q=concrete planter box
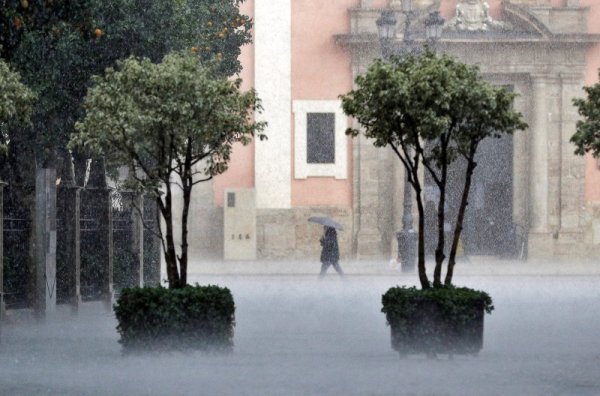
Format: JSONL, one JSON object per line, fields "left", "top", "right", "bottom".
{"left": 382, "top": 287, "right": 492, "bottom": 357}
{"left": 114, "top": 286, "right": 235, "bottom": 354}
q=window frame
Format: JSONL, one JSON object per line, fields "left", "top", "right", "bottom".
{"left": 292, "top": 100, "right": 348, "bottom": 179}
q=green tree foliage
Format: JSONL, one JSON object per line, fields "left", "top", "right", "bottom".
{"left": 0, "top": 0, "right": 94, "bottom": 61}
{"left": 0, "top": 59, "right": 34, "bottom": 154}
{"left": 72, "top": 53, "right": 266, "bottom": 289}
{"left": 341, "top": 50, "right": 526, "bottom": 289}
{"left": 571, "top": 72, "right": 600, "bottom": 158}
{"left": 1, "top": 0, "right": 252, "bottom": 178}
{"left": 1, "top": 0, "right": 94, "bottom": 176}
{"left": 90, "top": 0, "right": 252, "bottom": 76}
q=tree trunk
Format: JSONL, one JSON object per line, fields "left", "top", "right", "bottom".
{"left": 179, "top": 180, "right": 191, "bottom": 288}
{"left": 160, "top": 183, "right": 181, "bottom": 289}
{"left": 412, "top": 168, "right": 430, "bottom": 290}
{"left": 445, "top": 145, "right": 477, "bottom": 286}
{"left": 433, "top": 147, "right": 448, "bottom": 288}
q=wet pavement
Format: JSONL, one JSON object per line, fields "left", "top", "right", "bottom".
{"left": 1, "top": 260, "right": 600, "bottom": 395}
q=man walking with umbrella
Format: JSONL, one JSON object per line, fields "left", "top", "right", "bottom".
{"left": 308, "top": 216, "right": 344, "bottom": 277}
{"left": 319, "top": 226, "right": 343, "bottom": 276}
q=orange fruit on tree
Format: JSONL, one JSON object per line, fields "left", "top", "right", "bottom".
{"left": 95, "top": 28, "right": 103, "bottom": 38}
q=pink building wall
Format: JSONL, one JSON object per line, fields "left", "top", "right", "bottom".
{"left": 290, "top": 0, "right": 356, "bottom": 208}
{"left": 215, "top": 0, "right": 357, "bottom": 209}
{"left": 216, "top": 0, "right": 600, "bottom": 207}
{"left": 213, "top": 0, "right": 256, "bottom": 207}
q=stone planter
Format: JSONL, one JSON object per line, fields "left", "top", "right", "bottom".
{"left": 382, "top": 287, "right": 492, "bottom": 358}
{"left": 114, "top": 285, "right": 235, "bottom": 354}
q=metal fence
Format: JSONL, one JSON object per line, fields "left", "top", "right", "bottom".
{"left": 3, "top": 186, "right": 33, "bottom": 309}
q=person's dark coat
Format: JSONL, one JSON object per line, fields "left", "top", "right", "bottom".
{"left": 320, "top": 227, "right": 339, "bottom": 264}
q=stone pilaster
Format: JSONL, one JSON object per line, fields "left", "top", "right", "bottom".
{"left": 354, "top": 133, "right": 384, "bottom": 258}
{"left": 559, "top": 73, "right": 585, "bottom": 232}
{"left": 529, "top": 75, "right": 549, "bottom": 233}
{"left": 547, "top": 75, "right": 562, "bottom": 233}
{"left": 512, "top": 81, "right": 531, "bottom": 231}
{"left": 528, "top": 75, "right": 552, "bottom": 256}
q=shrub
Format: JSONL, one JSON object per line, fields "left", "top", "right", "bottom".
{"left": 382, "top": 286, "right": 494, "bottom": 355}
{"left": 114, "top": 285, "right": 235, "bottom": 353}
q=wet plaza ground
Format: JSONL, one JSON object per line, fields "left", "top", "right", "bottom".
{"left": 1, "top": 260, "right": 600, "bottom": 395}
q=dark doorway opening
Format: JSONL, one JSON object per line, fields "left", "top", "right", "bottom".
{"left": 423, "top": 132, "right": 516, "bottom": 257}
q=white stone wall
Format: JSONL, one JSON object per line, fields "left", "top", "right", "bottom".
{"left": 254, "top": 0, "right": 292, "bottom": 210}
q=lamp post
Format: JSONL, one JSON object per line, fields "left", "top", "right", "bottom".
{"left": 376, "top": 2, "right": 444, "bottom": 272}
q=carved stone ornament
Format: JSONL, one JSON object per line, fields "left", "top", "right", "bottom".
{"left": 446, "top": 0, "right": 505, "bottom": 31}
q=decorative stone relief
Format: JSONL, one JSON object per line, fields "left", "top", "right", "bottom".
{"left": 446, "top": 0, "right": 505, "bottom": 31}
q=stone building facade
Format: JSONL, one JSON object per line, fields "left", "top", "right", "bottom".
{"left": 181, "top": 0, "right": 600, "bottom": 262}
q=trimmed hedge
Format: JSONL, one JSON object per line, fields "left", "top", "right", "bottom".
{"left": 114, "top": 285, "right": 235, "bottom": 353}
{"left": 382, "top": 286, "right": 494, "bottom": 356}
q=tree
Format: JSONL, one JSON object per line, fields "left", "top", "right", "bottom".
{"left": 341, "top": 50, "right": 526, "bottom": 289}
{"left": 0, "top": 59, "right": 34, "bottom": 154}
{"left": 1, "top": 0, "right": 253, "bottom": 181}
{"left": 1, "top": 0, "right": 95, "bottom": 178}
{"left": 571, "top": 72, "right": 600, "bottom": 158}
{"left": 71, "top": 53, "right": 266, "bottom": 289}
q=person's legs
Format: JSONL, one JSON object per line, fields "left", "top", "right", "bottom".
{"left": 332, "top": 261, "right": 344, "bottom": 276}
{"left": 320, "top": 261, "right": 330, "bottom": 277}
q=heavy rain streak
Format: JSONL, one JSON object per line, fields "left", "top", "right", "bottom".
{"left": 1, "top": 0, "right": 600, "bottom": 395}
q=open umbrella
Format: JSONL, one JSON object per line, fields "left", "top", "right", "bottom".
{"left": 308, "top": 216, "right": 344, "bottom": 230}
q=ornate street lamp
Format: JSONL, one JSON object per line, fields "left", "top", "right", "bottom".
{"left": 376, "top": 2, "right": 444, "bottom": 272}
{"left": 425, "top": 11, "right": 445, "bottom": 49}
{"left": 376, "top": 9, "right": 397, "bottom": 59}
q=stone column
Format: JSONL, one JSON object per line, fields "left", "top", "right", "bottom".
{"left": 57, "top": 184, "right": 81, "bottom": 311}
{"left": 529, "top": 75, "right": 549, "bottom": 233}
{"left": 559, "top": 73, "right": 585, "bottom": 242}
{"left": 35, "top": 168, "right": 57, "bottom": 318}
{"left": 547, "top": 75, "right": 562, "bottom": 233}
{"left": 354, "top": 133, "right": 385, "bottom": 258}
{"left": 512, "top": 82, "right": 530, "bottom": 230}
{"left": 528, "top": 76, "right": 553, "bottom": 256}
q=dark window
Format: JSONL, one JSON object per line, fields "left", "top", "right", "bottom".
{"left": 227, "top": 192, "right": 235, "bottom": 208}
{"left": 307, "top": 113, "right": 335, "bottom": 164}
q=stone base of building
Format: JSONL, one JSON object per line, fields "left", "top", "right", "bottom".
{"left": 527, "top": 229, "right": 588, "bottom": 259}
{"left": 181, "top": 205, "right": 600, "bottom": 262}
{"left": 355, "top": 231, "right": 385, "bottom": 260}
{"left": 256, "top": 207, "right": 352, "bottom": 260}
